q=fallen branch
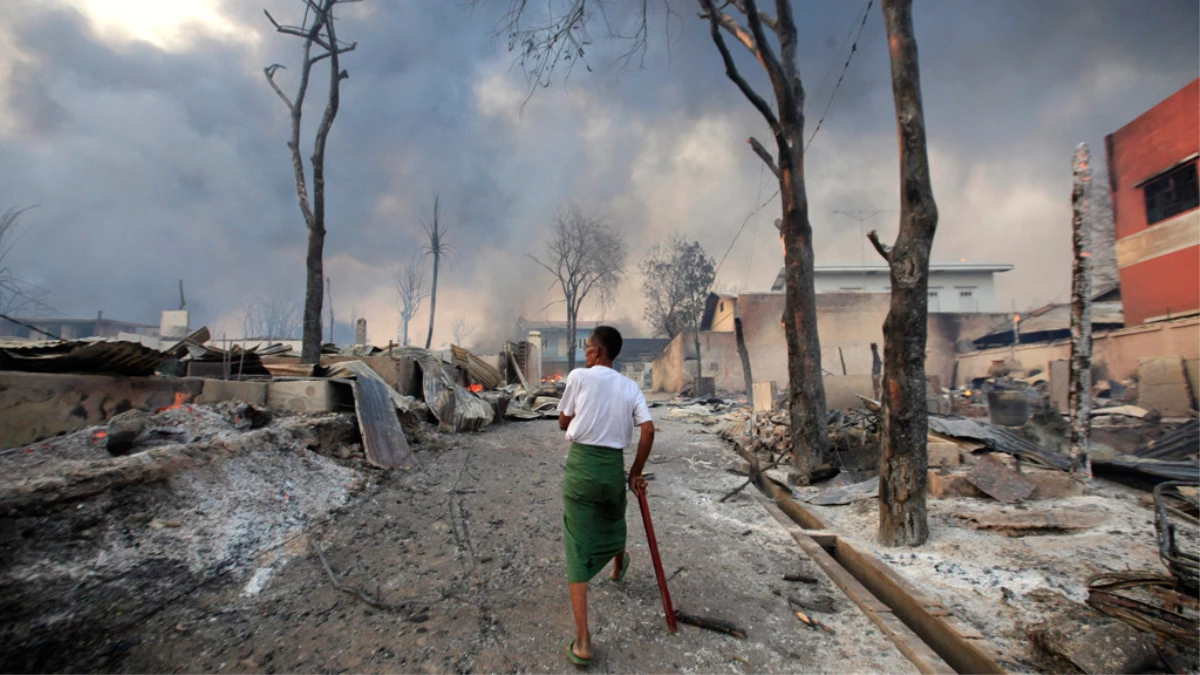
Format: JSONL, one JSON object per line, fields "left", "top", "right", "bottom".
{"left": 674, "top": 610, "right": 748, "bottom": 639}
{"left": 313, "top": 542, "right": 412, "bottom": 613}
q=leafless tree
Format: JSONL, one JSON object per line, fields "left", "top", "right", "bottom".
{"left": 532, "top": 205, "right": 627, "bottom": 372}
{"left": 451, "top": 315, "right": 475, "bottom": 346}
{"left": 393, "top": 254, "right": 427, "bottom": 347}
{"left": 480, "top": 0, "right": 834, "bottom": 480}
{"left": 242, "top": 298, "right": 303, "bottom": 341}
{"left": 263, "top": 0, "right": 357, "bottom": 364}
{"left": 421, "top": 193, "right": 453, "bottom": 349}
{"left": 640, "top": 234, "right": 714, "bottom": 339}
{"left": 866, "top": 0, "right": 936, "bottom": 546}
{"left": 0, "top": 204, "right": 55, "bottom": 317}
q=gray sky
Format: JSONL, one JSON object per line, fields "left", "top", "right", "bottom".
{"left": 1, "top": 0, "right": 1196, "bottom": 345}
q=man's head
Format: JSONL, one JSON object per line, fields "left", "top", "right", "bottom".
{"left": 585, "top": 325, "right": 622, "bottom": 367}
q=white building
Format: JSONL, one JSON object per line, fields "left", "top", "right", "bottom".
{"left": 770, "top": 261, "right": 1013, "bottom": 313}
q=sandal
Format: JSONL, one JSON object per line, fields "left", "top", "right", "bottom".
{"left": 565, "top": 639, "right": 592, "bottom": 667}
{"left": 611, "top": 550, "right": 630, "bottom": 582}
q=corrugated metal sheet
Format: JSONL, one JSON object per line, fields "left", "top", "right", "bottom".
{"left": 928, "top": 415, "right": 1071, "bottom": 470}
{"left": 0, "top": 339, "right": 170, "bottom": 376}
{"left": 1135, "top": 420, "right": 1200, "bottom": 461}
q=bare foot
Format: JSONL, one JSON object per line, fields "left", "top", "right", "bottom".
{"left": 609, "top": 551, "right": 627, "bottom": 580}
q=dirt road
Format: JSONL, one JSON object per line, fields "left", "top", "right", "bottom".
{"left": 113, "top": 417, "right": 915, "bottom": 674}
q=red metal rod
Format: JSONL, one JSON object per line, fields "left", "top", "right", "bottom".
{"left": 634, "top": 482, "right": 677, "bottom": 634}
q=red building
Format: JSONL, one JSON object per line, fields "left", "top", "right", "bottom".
{"left": 1105, "top": 78, "right": 1200, "bottom": 326}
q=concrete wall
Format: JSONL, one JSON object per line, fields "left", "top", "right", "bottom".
{"left": 1107, "top": 78, "right": 1200, "bottom": 326}
{"left": 811, "top": 270, "right": 1001, "bottom": 312}
{"left": 651, "top": 331, "right": 742, "bottom": 393}
{"left": 656, "top": 292, "right": 1005, "bottom": 394}
{"left": 955, "top": 316, "right": 1200, "bottom": 385}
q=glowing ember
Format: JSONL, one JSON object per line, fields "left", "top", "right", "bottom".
{"left": 93, "top": 430, "right": 108, "bottom": 440}
{"left": 156, "top": 391, "right": 190, "bottom": 413}
{"left": 541, "top": 374, "right": 563, "bottom": 383}
{"left": 467, "top": 383, "right": 483, "bottom": 393}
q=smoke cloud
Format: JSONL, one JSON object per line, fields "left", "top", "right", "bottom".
{"left": 0, "top": 0, "right": 1195, "bottom": 346}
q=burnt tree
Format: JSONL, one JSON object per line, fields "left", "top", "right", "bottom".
{"left": 481, "top": 0, "right": 832, "bottom": 481}
{"left": 1068, "top": 143, "right": 1093, "bottom": 477}
{"left": 264, "top": 0, "right": 356, "bottom": 364}
{"left": 697, "top": 0, "right": 829, "bottom": 479}
{"left": 393, "top": 254, "right": 427, "bottom": 347}
{"left": 421, "top": 193, "right": 452, "bottom": 350}
{"left": 867, "top": 0, "right": 937, "bottom": 546}
{"left": 532, "top": 206, "right": 626, "bottom": 373}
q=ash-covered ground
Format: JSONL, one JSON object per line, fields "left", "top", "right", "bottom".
{"left": 0, "top": 402, "right": 370, "bottom": 672}
{"left": 0, "top": 409, "right": 919, "bottom": 673}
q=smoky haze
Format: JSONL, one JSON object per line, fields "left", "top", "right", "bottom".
{"left": 0, "top": 0, "right": 1195, "bottom": 346}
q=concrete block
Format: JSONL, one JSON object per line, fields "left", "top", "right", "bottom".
{"left": 752, "top": 381, "right": 778, "bottom": 412}
{"left": 0, "top": 371, "right": 203, "bottom": 451}
{"left": 927, "top": 469, "right": 987, "bottom": 499}
{"left": 927, "top": 441, "right": 961, "bottom": 467}
{"left": 1138, "top": 356, "right": 1191, "bottom": 416}
{"left": 195, "top": 379, "right": 268, "bottom": 406}
{"left": 268, "top": 379, "right": 347, "bottom": 413}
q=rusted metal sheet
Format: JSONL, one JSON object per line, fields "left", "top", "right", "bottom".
{"left": 0, "top": 339, "right": 170, "bottom": 376}
{"left": 966, "top": 455, "right": 1035, "bottom": 502}
{"left": 351, "top": 373, "right": 416, "bottom": 471}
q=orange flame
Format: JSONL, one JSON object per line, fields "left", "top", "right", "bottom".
{"left": 94, "top": 430, "right": 108, "bottom": 440}
{"left": 156, "top": 392, "right": 190, "bottom": 413}
{"left": 467, "top": 383, "right": 483, "bottom": 393}
{"left": 541, "top": 374, "right": 563, "bottom": 383}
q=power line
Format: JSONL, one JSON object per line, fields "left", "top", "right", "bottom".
{"left": 805, "top": 3, "right": 866, "bottom": 117}
{"left": 805, "top": 0, "right": 873, "bottom": 152}
{"left": 716, "top": 186, "right": 780, "bottom": 280}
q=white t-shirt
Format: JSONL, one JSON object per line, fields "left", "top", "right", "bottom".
{"left": 557, "top": 365, "right": 652, "bottom": 450}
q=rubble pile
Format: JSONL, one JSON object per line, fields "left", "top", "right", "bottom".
{"left": 0, "top": 401, "right": 368, "bottom": 672}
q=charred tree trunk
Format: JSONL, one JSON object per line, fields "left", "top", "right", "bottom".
{"left": 1069, "top": 143, "right": 1093, "bottom": 477}
{"left": 302, "top": 228, "right": 326, "bottom": 361}
{"left": 735, "top": 316, "right": 754, "bottom": 406}
{"left": 779, "top": 154, "right": 829, "bottom": 480}
{"left": 566, "top": 299, "right": 577, "bottom": 373}
{"left": 424, "top": 252, "right": 439, "bottom": 349}
{"left": 872, "top": 0, "right": 937, "bottom": 547}
{"left": 699, "top": 0, "right": 829, "bottom": 483}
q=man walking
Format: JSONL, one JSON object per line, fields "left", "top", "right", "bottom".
{"left": 556, "top": 325, "right": 655, "bottom": 666}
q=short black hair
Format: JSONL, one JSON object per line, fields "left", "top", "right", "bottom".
{"left": 590, "top": 325, "right": 623, "bottom": 360}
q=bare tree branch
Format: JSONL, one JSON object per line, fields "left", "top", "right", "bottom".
{"left": 698, "top": 0, "right": 780, "bottom": 132}
{"left": 866, "top": 229, "right": 891, "bottom": 262}
{"left": 748, "top": 137, "right": 779, "bottom": 178}
{"left": 532, "top": 205, "right": 627, "bottom": 371}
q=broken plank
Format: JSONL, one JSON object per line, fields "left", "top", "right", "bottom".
{"left": 351, "top": 374, "right": 416, "bottom": 471}
{"left": 966, "top": 454, "right": 1035, "bottom": 502}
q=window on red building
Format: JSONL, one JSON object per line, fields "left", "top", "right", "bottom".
{"left": 1144, "top": 161, "right": 1199, "bottom": 225}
